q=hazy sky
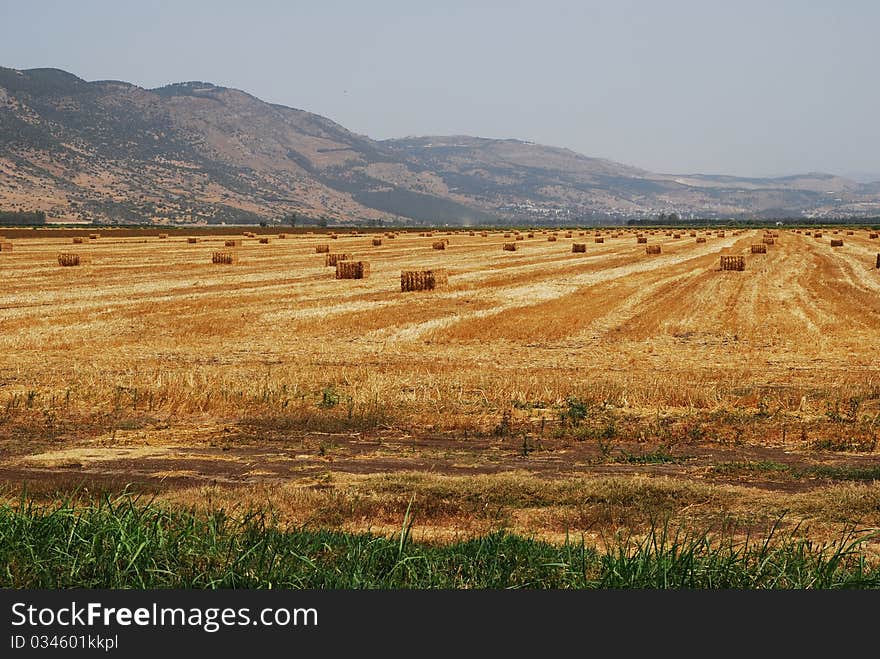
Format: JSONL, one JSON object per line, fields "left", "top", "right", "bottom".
{"left": 2, "top": 0, "right": 878, "bottom": 178}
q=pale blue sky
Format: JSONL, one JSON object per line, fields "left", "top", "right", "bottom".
{"left": 1, "top": 0, "right": 878, "bottom": 178}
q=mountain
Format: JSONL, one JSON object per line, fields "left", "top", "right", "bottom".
{"left": 1, "top": 66, "right": 878, "bottom": 225}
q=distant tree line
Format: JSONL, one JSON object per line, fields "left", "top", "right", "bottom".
{"left": 0, "top": 210, "right": 46, "bottom": 225}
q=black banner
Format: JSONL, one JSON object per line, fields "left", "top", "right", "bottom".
{"left": 0, "top": 589, "right": 874, "bottom": 655}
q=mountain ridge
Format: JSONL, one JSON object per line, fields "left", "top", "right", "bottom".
{"left": 1, "top": 66, "right": 877, "bottom": 224}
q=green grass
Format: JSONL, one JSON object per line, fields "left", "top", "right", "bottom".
{"left": 1, "top": 496, "right": 878, "bottom": 589}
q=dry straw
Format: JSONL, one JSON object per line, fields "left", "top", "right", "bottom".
{"left": 335, "top": 260, "right": 370, "bottom": 279}
{"left": 401, "top": 268, "right": 448, "bottom": 291}
{"left": 325, "top": 252, "right": 351, "bottom": 266}
{"left": 57, "top": 253, "right": 80, "bottom": 267}
{"left": 212, "top": 251, "right": 238, "bottom": 264}
{"left": 720, "top": 255, "right": 745, "bottom": 271}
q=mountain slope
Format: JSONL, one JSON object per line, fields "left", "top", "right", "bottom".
{"left": 0, "top": 66, "right": 877, "bottom": 224}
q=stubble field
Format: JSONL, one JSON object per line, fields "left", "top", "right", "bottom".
{"left": 1, "top": 226, "right": 880, "bottom": 561}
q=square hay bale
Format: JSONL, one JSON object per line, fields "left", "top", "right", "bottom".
{"left": 673, "top": 234, "right": 681, "bottom": 239}
{"left": 277, "top": 233, "right": 287, "bottom": 239}
{"left": 325, "top": 252, "right": 352, "bottom": 266}
{"left": 89, "top": 233, "right": 100, "bottom": 240}
{"left": 259, "top": 237, "right": 270, "bottom": 244}
{"left": 814, "top": 232, "right": 823, "bottom": 238}
{"left": 212, "top": 251, "right": 238, "bottom": 264}
{"left": 594, "top": 237, "right": 604, "bottom": 243}
{"left": 515, "top": 235, "right": 524, "bottom": 240}
{"left": 763, "top": 236, "right": 775, "bottom": 245}
{"left": 330, "top": 233, "right": 338, "bottom": 239}
{"left": 751, "top": 243, "right": 767, "bottom": 253}
{"left": 504, "top": 233, "right": 512, "bottom": 238}
{"left": 372, "top": 238, "right": 383, "bottom": 246}
{"left": 830, "top": 239, "right": 844, "bottom": 247}
{"left": 187, "top": 237, "right": 199, "bottom": 244}
{"left": 432, "top": 241, "right": 446, "bottom": 250}
{"left": 717, "top": 231, "right": 726, "bottom": 237}
{"left": 869, "top": 233, "right": 878, "bottom": 239}
{"left": 57, "top": 253, "right": 80, "bottom": 267}
{"left": 646, "top": 245, "right": 662, "bottom": 254}
{"left": 720, "top": 255, "right": 745, "bottom": 271}
{"left": 572, "top": 243, "right": 587, "bottom": 253}
{"left": 315, "top": 244, "right": 330, "bottom": 253}
{"left": 480, "top": 231, "right": 488, "bottom": 237}
{"left": 547, "top": 235, "right": 558, "bottom": 242}
{"left": 502, "top": 242, "right": 517, "bottom": 251}
{"left": 401, "top": 268, "right": 448, "bottom": 292}
{"left": 696, "top": 237, "right": 707, "bottom": 243}
{"left": 637, "top": 236, "right": 648, "bottom": 243}
{"left": 468, "top": 231, "right": 475, "bottom": 236}
{"left": 876, "top": 254, "right": 880, "bottom": 269}
{"left": 387, "top": 233, "right": 397, "bottom": 239}
{"left": 689, "top": 232, "right": 697, "bottom": 237}
{"left": 0, "top": 241, "right": 12, "bottom": 252}
{"left": 335, "top": 260, "right": 370, "bottom": 279}
{"left": 564, "top": 232, "right": 573, "bottom": 238}
{"left": 72, "top": 237, "right": 84, "bottom": 244}
{"left": 225, "top": 239, "right": 243, "bottom": 247}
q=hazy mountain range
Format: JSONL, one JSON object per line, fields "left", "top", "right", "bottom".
{"left": 1, "top": 66, "right": 878, "bottom": 225}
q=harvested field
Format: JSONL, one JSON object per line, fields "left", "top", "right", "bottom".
{"left": 1, "top": 228, "right": 879, "bottom": 551}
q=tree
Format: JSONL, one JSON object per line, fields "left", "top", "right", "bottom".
{"left": 285, "top": 212, "right": 297, "bottom": 227}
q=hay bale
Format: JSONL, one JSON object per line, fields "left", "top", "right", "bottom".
{"left": 158, "top": 233, "right": 168, "bottom": 239}
{"left": 515, "top": 235, "right": 524, "bottom": 241}
{"left": 502, "top": 242, "right": 517, "bottom": 251}
{"left": 259, "top": 237, "right": 270, "bottom": 244}
{"left": 315, "top": 244, "right": 330, "bottom": 253}
{"left": 335, "top": 260, "right": 370, "bottom": 279}
{"left": 386, "top": 233, "right": 396, "bottom": 239}
{"left": 637, "top": 236, "right": 648, "bottom": 243}
{"left": 717, "top": 231, "right": 726, "bottom": 237}
{"left": 830, "top": 239, "right": 844, "bottom": 247}
{"left": 720, "top": 255, "right": 745, "bottom": 271}
{"left": 432, "top": 241, "right": 446, "bottom": 250}
{"left": 325, "top": 253, "right": 352, "bottom": 266}
{"left": 212, "top": 251, "right": 238, "bottom": 264}
{"left": 689, "top": 232, "right": 697, "bottom": 237}
{"left": 89, "top": 233, "right": 99, "bottom": 240}
{"left": 277, "top": 233, "right": 287, "bottom": 239}
{"left": 594, "top": 237, "right": 604, "bottom": 243}
{"left": 72, "top": 237, "right": 84, "bottom": 244}
{"left": 696, "top": 237, "right": 707, "bottom": 243}
{"left": 468, "top": 231, "right": 476, "bottom": 236}
{"left": 645, "top": 245, "right": 662, "bottom": 254}
{"left": 572, "top": 243, "right": 586, "bottom": 253}
{"left": 547, "top": 235, "right": 557, "bottom": 242}
{"left": 480, "top": 231, "right": 488, "bottom": 237}
{"left": 876, "top": 254, "right": 880, "bottom": 269}
{"left": 673, "top": 234, "right": 681, "bottom": 239}
{"left": 504, "top": 233, "right": 512, "bottom": 238}
{"left": 330, "top": 233, "right": 338, "bottom": 239}
{"left": 57, "top": 253, "right": 80, "bottom": 267}
{"left": 372, "top": 238, "right": 383, "bottom": 246}
{"left": 527, "top": 233, "right": 534, "bottom": 238}
{"left": 187, "top": 237, "right": 199, "bottom": 244}
{"left": 564, "top": 232, "right": 573, "bottom": 238}
{"left": 401, "top": 268, "right": 448, "bottom": 292}
{"left": 751, "top": 244, "right": 767, "bottom": 254}
{"left": 869, "top": 233, "right": 878, "bottom": 239}
{"left": 225, "top": 239, "right": 242, "bottom": 247}
{"left": 763, "top": 236, "right": 775, "bottom": 245}
{"left": 0, "top": 241, "right": 12, "bottom": 252}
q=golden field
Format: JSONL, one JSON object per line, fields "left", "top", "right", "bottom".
{"left": 1, "top": 226, "right": 879, "bottom": 546}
